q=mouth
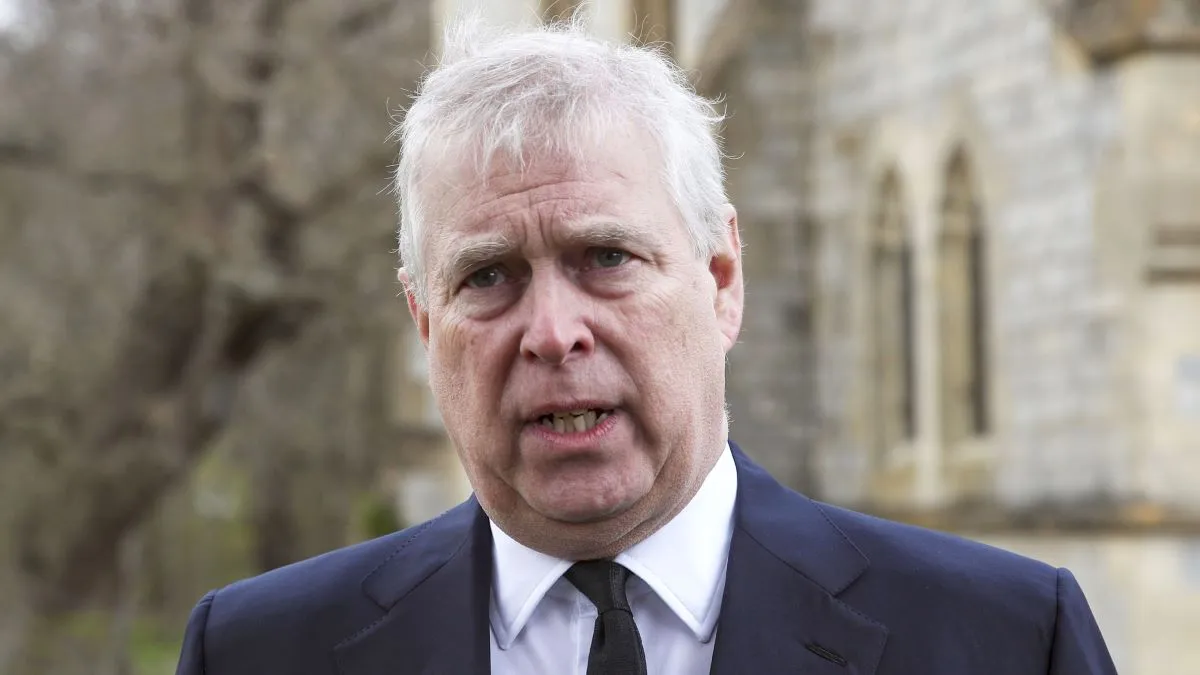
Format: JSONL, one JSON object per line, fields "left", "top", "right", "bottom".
{"left": 533, "top": 408, "right": 615, "bottom": 434}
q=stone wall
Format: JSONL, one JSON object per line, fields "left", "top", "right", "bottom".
{"left": 806, "top": 0, "right": 1114, "bottom": 513}
{"left": 701, "top": 0, "right": 823, "bottom": 495}
{"left": 793, "top": 0, "right": 1200, "bottom": 520}
{"left": 1093, "top": 52, "right": 1200, "bottom": 512}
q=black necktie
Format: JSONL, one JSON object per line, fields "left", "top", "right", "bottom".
{"left": 565, "top": 560, "right": 649, "bottom": 675}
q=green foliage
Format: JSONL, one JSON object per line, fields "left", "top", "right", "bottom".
{"left": 131, "top": 629, "right": 181, "bottom": 675}
{"left": 21, "top": 611, "right": 181, "bottom": 675}
{"left": 354, "top": 490, "right": 404, "bottom": 541}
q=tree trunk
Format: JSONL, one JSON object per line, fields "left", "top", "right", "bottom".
{"left": 0, "top": 587, "right": 33, "bottom": 675}
{"left": 251, "top": 447, "right": 302, "bottom": 573}
{"left": 100, "top": 529, "right": 144, "bottom": 675}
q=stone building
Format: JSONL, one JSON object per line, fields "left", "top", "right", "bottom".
{"left": 691, "top": 5, "right": 1200, "bottom": 667}
{"left": 750, "top": 0, "right": 1200, "bottom": 529}
{"left": 402, "top": 0, "right": 1200, "bottom": 531}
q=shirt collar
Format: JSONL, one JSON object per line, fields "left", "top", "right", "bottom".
{"left": 489, "top": 443, "right": 738, "bottom": 649}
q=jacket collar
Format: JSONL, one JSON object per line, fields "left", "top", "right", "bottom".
{"left": 333, "top": 442, "right": 889, "bottom": 675}
{"left": 333, "top": 498, "right": 493, "bottom": 675}
{"left": 709, "top": 442, "right": 889, "bottom": 674}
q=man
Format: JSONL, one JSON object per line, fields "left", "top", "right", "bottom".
{"left": 176, "top": 15, "right": 1119, "bottom": 675}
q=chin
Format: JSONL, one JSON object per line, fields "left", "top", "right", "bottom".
{"left": 533, "top": 490, "right": 642, "bottom": 525}
{"left": 517, "top": 459, "right": 656, "bottom": 523}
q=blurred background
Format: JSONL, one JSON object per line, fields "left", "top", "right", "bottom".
{"left": 0, "top": 0, "right": 1197, "bottom": 673}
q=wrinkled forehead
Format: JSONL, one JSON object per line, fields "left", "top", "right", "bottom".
{"left": 417, "top": 125, "right": 670, "bottom": 237}
{"left": 422, "top": 121, "right": 661, "bottom": 198}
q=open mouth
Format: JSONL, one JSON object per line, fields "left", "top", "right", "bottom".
{"left": 537, "top": 408, "right": 614, "bottom": 434}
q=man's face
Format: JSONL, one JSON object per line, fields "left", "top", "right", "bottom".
{"left": 406, "top": 130, "right": 743, "bottom": 558}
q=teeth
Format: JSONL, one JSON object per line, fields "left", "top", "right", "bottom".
{"left": 538, "top": 409, "right": 611, "bottom": 434}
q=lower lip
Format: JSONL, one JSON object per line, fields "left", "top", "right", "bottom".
{"left": 523, "top": 410, "right": 621, "bottom": 448}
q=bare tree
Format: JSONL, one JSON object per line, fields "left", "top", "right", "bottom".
{"left": 0, "top": 0, "right": 431, "bottom": 669}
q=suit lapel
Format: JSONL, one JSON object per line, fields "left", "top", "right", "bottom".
{"left": 334, "top": 499, "right": 493, "bottom": 675}
{"left": 709, "top": 445, "right": 889, "bottom": 674}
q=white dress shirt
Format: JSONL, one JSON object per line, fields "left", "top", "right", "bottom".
{"left": 488, "top": 444, "right": 738, "bottom": 675}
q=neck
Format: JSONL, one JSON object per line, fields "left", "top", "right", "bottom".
{"left": 517, "top": 437, "right": 727, "bottom": 561}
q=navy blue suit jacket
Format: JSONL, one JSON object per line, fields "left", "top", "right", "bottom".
{"left": 176, "top": 442, "right": 1118, "bottom": 674}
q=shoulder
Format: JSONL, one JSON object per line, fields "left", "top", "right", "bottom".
{"left": 822, "top": 501, "right": 1055, "bottom": 573}
{"left": 194, "top": 500, "right": 478, "bottom": 664}
{"left": 816, "top": 501, "right": 1062, "bottom": 620}
{"left": 206, "top": 526, "right": 407, "bottom": 627}
{"left": 806, "top": 502, "right": 1119, "bottom": 670}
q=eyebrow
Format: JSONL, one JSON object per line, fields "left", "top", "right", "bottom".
{"left": 560, "top": 221, "right": 652, "bottom": 250}
{"left": 439, "top": 220, "right": 656, "bottom": 287}
{"left": 442, "top": 236, "right": 517, "bottom": 287}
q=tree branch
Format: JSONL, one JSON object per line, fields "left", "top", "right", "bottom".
{"left": 16, "top": 246, "right": 321, "bottom": 611}
{"left": 0, "top": 140, "right": 181, "bottom": 197}
{"left": 336, "top": 0, "right": 401, "bottom": 38}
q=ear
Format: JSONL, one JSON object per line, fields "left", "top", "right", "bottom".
{"left": 398, "top": 267, "right": 430, "bottom": 346}
{"left": 710, "top": 204, "right": 744, "bottom": 353}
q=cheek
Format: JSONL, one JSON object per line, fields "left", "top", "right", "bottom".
{"left": 642, "top": 281, "right": 719, "bottom": 350}
{"left": 617, "top": 284, "right": 721, "bottom": 386}
{"left": 426, "top": 319, "right": 471, "bottom": 405}
{"left": 428, "top": 318, "right": 505, "bottom": 412}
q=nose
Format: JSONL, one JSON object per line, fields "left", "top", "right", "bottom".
{"left": 519, "top": 272, "right": 594, "bottom": 366}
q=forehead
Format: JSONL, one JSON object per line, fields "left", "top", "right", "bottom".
{"left": 420, "top": 131, "right": 679, "bottom": 251}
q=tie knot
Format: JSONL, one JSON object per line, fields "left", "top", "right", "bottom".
{"left": 565, "top": 560, "right": 633, "bottom": 614}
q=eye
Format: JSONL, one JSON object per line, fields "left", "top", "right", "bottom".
{"left": 590, "top": 248, "right": 631, "bottom": 269}
{"left": 464, "top": 265, "right": 507, "bottom": 289}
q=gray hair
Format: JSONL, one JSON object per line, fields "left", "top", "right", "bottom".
{"left": 392, "top": 12, "right": 730, "bottom": 306}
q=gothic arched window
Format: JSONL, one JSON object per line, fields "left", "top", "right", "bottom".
{"left": 937, "top": 149, "right": 991, "bottom": 447}
{"left": 869, "top": 170, "right": 917, "bottom": 459}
